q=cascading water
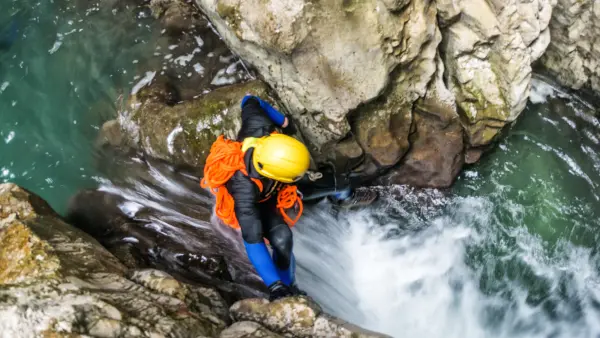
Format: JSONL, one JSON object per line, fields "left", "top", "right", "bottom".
{"left": 292, "top": 78, "right": 600, "bottom": 337}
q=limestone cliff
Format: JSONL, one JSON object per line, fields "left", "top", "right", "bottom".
{"left": 188, "top": 0, "right": 556, "bottom": 186}
{"left": 542, "top": 0, "right": 600, "bottom": 94}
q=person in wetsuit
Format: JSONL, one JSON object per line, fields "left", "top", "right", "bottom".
{"left": 214, "top": 95, "right": 378, "bottom": 300}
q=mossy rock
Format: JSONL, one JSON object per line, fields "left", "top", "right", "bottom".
{"left": 0, "top": 218, "right": 60, "bottom": 285}
{"left": 121, "top": 80, "right": 275, "bottom": 169}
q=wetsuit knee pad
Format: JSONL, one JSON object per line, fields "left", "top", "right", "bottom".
{"left": 269, "top": 224, "right": 293, "bottom": 268}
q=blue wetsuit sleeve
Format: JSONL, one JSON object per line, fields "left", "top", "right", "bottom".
{"left": 242, "top": 95, "right": 286, "bottom": 127}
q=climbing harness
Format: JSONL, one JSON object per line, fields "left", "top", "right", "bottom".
{"left": 200, "top": 135, "right": 303, "bottom": 230}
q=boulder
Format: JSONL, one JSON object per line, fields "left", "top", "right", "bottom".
{"left": 230, "top": 297, "right": 391, "bottom": 338}
{"left": 189, "top": 0, "right": 556, "bottom": 187}
{"left": 0, "top": 183, "right": 228, "bottom": 337}
{"left": 378, "top": 55, "right": 464, "bottom": 187}
{"left": 541, "top": 0, "right": 600, "bottom": 94}
{"left": 114, "top": 80, "right": 276, "bottom": 170}
{"left": 197, "top": 0, "right": 440, "bottom": 160}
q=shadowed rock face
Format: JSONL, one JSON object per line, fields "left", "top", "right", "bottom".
{"left": 66, "top": 155, "right": 269, "bottom": 301}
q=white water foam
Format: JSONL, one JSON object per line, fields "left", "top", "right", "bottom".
{"left": 529, "top": 79, "right": 558, "bottom": 104}
{"left": 293, "top": 193, "right": 600, "bottom": 338}
{"left": 293, "top": 196, "right": 490, "bottom": 337}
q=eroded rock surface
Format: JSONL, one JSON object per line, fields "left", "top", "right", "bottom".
{"left": 440, "top": 0, "right": 555, "bottom": 146}
{"left": 542, "top": 0, "right": 600, "bottom": 94}
{"left": 0, "top": 183, "right": 227, "bottom": 337}
{"left": 110, "top": 80, "right": 275, "bottom": 169}
{"left": 230, "top": 297, "right": 391, "bottom": 338}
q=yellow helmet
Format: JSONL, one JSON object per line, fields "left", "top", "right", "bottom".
{"left": 250, "top": 134, "right": 311, "bottom": 183}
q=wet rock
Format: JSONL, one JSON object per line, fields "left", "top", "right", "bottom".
{"left": 220, "top": 321, "right": 283, "bottom": 338}
{"left": 65, "top": 186, "right": 266, "bottom": 301}
{"left": 128, "top": 269, "right": 188, "bottom": 300}
{"left": 230, "top": 297, "right": 321, "bottom": 337}
{"left": 322, "top": 135, "right": 365, "bottom": 174}
{"left": 187, "top": 284, "right": 231, "bottom": 324}
{"left": 379, "top": 111, "right": 464, "bottom": 188}
{"left": 378, "top": 57, "right": 464, "bottom": 188}
{"left": 541, "top": 0, "right": 600, "bottom": 94}
{"left": 116, "top": 80, "right": 275, "bottom": 169}
{"left": 230, "top": 297, "right": 390, "bottom": 338}
{"left": 142, "top": 0, "right": 252, "bottom": 102}
{"left": 149, "top": 0, "right": 202, "bottom": 36}
{"left": 440, "top": 0, "right": 556, "bottom": 146}
{"left": 0, "top": 183, "right": 227, "bottom": 337}
{"left": 67, "top": 155, "right": 269, "bottom": 300}
{"left": 465, "top": 148, "right": 484, "bottom": 164}
{"left": 96, "top": 119, "right": 124, "bottom": 149}
{"left": 0, "top": 184, "right": 392, "bottom": 337}
{"left": 193, "top": 0, "right": 557, "bottom": 187}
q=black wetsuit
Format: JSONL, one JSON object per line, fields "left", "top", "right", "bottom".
{"left": 226, "top": 97, "right": 296, "bottom": 286}
{"left": 225, "top": 96, "right": 352, "bottom": 288}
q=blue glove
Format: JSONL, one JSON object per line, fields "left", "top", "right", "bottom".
{"left": 242, "top": 95, "right": 286, "bottom": 127}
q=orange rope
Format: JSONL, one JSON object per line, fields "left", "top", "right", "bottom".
{"left": 277, "top": 185, "right": 303, "bottom": 227}
{"left": 201, "top": 136, "right": 263, "bottom": 229}
{"left": 201, "top": 135, "right": 303, "bottom": 230}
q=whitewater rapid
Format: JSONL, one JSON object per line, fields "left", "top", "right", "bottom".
{"left": 294, "top": 188, "right": 600, "bottom": 338}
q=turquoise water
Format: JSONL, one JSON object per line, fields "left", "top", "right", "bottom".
{"left": 3, "top": 1, "right": 600, "bottom": 337}
{"left": 0, "top": 0, "right": 159, "bottom": 213}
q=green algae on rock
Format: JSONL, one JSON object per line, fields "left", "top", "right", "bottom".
{"left": 112, "top": 80, "right": 275, "bottom": 169}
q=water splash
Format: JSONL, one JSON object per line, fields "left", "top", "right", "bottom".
{"left": 294, "top": 191, "right": 600, "bottom": 338}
